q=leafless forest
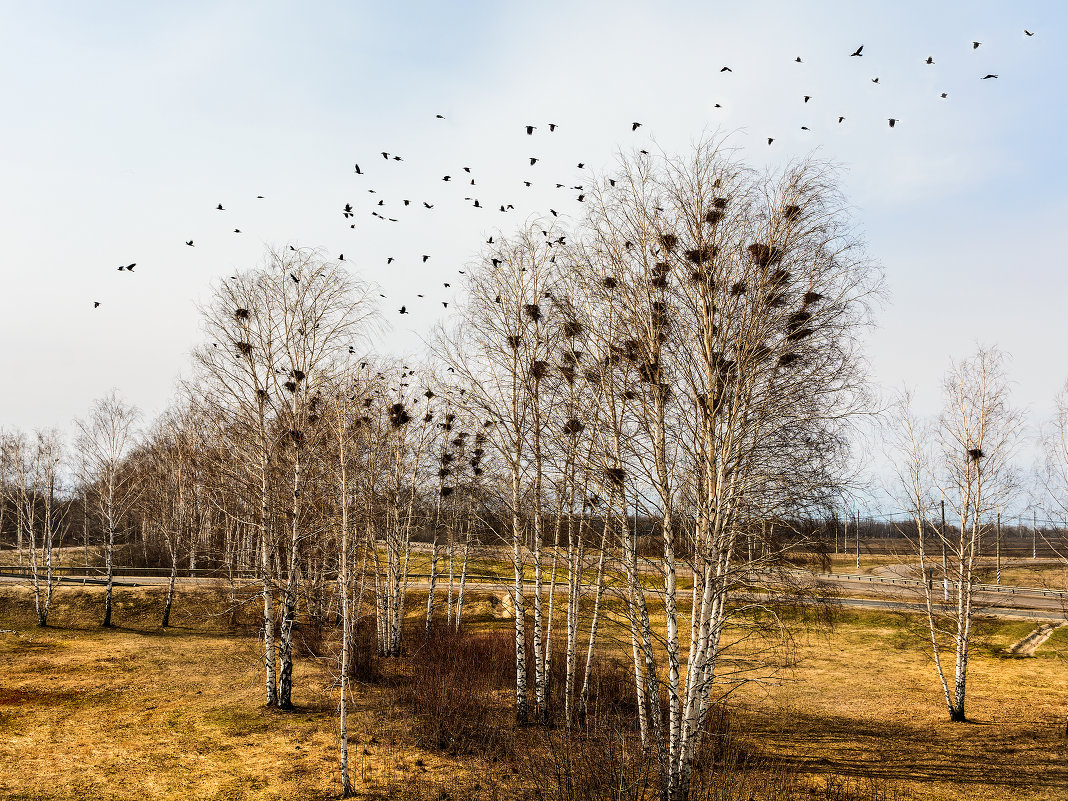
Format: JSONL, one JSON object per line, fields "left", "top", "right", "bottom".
{"left": 4, "top": 142, "right": 1068, "bottom": 801}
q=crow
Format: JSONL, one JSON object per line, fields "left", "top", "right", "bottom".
{"left": 850, "top": 45, "right": 863, "bottom": 56}
{"left": 632, "top": 121, "right": 642, "bottom": 131}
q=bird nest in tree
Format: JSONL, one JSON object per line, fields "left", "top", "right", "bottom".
{"left": 287, "top": 430, "right": 303, "bottom": 445}
{"left": 236, "top": 341, "right": 254, "bottom": 356}
{"left": 472, "top": 447, "right": 484, "bottom": 459}
{"left": 803, "top": 291, "right": 824, "bottom": 305}
{"left": 778, "top": 353, "right": 799, "bottom": 367}
{"left": 562, "top": 320, "right": 584, "bottom": 338}
{"left": 438, "top": 468, "right": 452, "bottom": 478}
{"left": 584, "top": 369, "right": 601, "bottom": 384}
{"left": 748, "top": 243, "right": 783, "bottom": 267}
{"left": 424, "top": 389, "right": 435, "bottom": 399}
{"left": 424, "top": 412, "right": 433, "bottom": 422}
{"left": 292, "top": 369, "right": 306, "bottom": 382}
{"left": 730, "top": 281, "right": 747, "bottom": 296}
{"left": 284, "top": 381, "right": 298, "bottom": 393}
{"left": 440, "top": 486, "right": 454, "bottom": 498}
{"left": 784, "top": 204, "right": 802, "bottom": 222}
{"left": 768, "top": 269, "right": 791, "bottom": 287}
{"left": 651, "top": 275, "right": 669, "bottom": 289}
{"left": 524, "top": 304, "right": 542, "bottom": 322}
{"left": 786, "top": 327, "right": 813, "bottom": 342}
{"left": 767, "top": 292, "right": 787, "bottom": 307}
{"left": 530, "top": 360, "right": 550, "bottom": 379}
{"left": 452, "top": 434, "right": 467, "bottom": 445}
{"left": 389, "top": 403, "right": 411, "bottom": 427}
{"left": 788, "top": 310, "right": 812, "bottom": 328}
{"left": 559, "top": 364, "right": 576, "bottom": 384}
{"left": 442, "top": 452, "right": 455, "bottom": 464}
{"left": 658, "top": 233, "right": 679, "bottom": 252}
{"left": 603, "top": 276, "right": 618, "bottom": 289}
{"left": 256, "top": 389, "right": 268, "bottom": 400}
{"left": 507, "top": 334, "right": 522, "bottom": 349}
{"left": 472, "top": 467, "right": 484, "bottom": 477}
{"left": 684, "top": 245, "right": 717, "bottom": 264}
{"left": 713, "top": 197, "right": 729, "bottom": 210}
{"left": 637, "top": 360, "right": 661, "bottom": 383}
{"left": 704, "top": 209, "right": 725, "bottom": 225}
{"left": 967, "top": 448, "right": 985, "bottom": 460}
{"left": 603, "top": 467, "right": 626, "bottom": 486}
{"left": 234, "top": 308, "right": 250, "bottom": 320}
{"left": 563, "top": 418, "right": 585, "bottom": 435}
{"left": 622, "top": 389, "right": 638, "bottom": 400}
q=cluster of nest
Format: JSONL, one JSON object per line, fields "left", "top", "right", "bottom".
{"left": 563, "top": 417, "right": 585, "bottom": 436}
{"left": 234, "top": 308, "right": 250, "bottom": 320}
{"left": 529, "top": 360, "right": 551, "bottom": 380}
{"left": 389, "top": 402, "right": 411, "bottom": 428}
{"left": 658, "top": 233, "right": 679, "bottom": 252}
{"left": 524, "top": 304, "right": 542, "bottom": 323}
{"left": 236, "top": 341, "right": 254, "bottom": 357}
{"left": 747, "top": 243, "right": 783, "bottom": 268}
{"left": 651, "top": 262, "right": 671, "bottom": 289}
{"left": 561, "top": 319, "right": 583, "bottom": 338}
{"left": 603, "top": 466, "right": 626, "bottom": 487}
{"left": 784, "top": 204, "right": 802, "bottom": 222}
{"left": 785, "top": 309, "right": 813, "bottom": 342}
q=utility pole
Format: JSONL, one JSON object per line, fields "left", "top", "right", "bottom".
{"left": 941, "top": 500, "right": 949, "bottom": 602}
{"left": 1033, "top": 510, "right": 1038, "bottom": 560}
{"left": 855, "top": 511, "right": 860, "bottom": 571}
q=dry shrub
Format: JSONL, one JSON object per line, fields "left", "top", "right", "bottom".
{"left": 395, "top": 628, "right": 516, "bottom": 758}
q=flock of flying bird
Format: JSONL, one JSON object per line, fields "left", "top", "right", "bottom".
{"left": 95, "top": 30, "right": 1036, "bottom": 314}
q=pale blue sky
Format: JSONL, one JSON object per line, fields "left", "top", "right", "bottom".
{"left": 1, "top": 1, "right": 1065, "bottom": 466}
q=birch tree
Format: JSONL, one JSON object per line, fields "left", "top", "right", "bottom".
{"left": 570, "top": 139, "right": 880, "bottom": 799}
{"left": 75, "top": 391, "right": 142, "bottom": 628}
{"left": 893, "top": 347, "right": 1021, "bottom": 721}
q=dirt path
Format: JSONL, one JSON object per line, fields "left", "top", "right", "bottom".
{"left": 1005, "top": 622, "right": 1065, "bottom": 656}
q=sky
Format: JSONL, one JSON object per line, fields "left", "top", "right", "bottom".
{"left": 1, "top": 0, "right": 1065, "bottom": 504}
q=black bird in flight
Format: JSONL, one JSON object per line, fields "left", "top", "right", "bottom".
{"left": 118, "top": 263, "right": 135, "bottom": 271}
{"left": 940, "top": 92, "right": 948, "bottom": 98}
{"left": 436, "top": 113, "right": 445, "bottom": 118}
{"left": 185, "top": 240, "right": 194, "bottom": 246}
{"left": 343, "top": 203, "right": 353, "bottom": 218}
{"left": 1025, "top": 30, "right": 1035, "bottom": 37}
{"left": 393, "top": 155, "right": 401, "bottom": 161}
{"left": 577, "top": 162, "right": 585, "bottom": 168}
{"left": 549, "top": 123, "right": 558, "bottom": 131}
{"left": 257, "top": 195, "right": 264, "bottom": 198}
{"left": 234, "top": 228, "right": 241, "bottom": 233}
{"left": 387, "top": 257, "right": 394, "bottom": 264}
{"left": 422, "top": 255, "right": 430, "bottom": 263}
{"left": 399, "top": 305, "right": 407, "bottom": 314}
{"left": 720, "top": 66, "right": 732, "bottom": 72}
{"left": 339, "top": 254, "right": 344, "bottom": 260}
{"left": 888, "top": 118, "right": 897, "bottom": 128}
{"left": 530, "top": 157, "right": 538, "bottom": 165}
{"left": 444, "top": 282, "right": 450, "bottom": 287}
{"left": 381, "top": 152, "right": 389, "bottom": 159}
{"left": 767, "top": 138, "right": 774, "bottom": 145}
{"left": 850, "top": 45, "right": 863, "bottom": 56}
{"left": 926, "top": 56, "right": 934, "bottom": 64}
{"left": 632, "top": 122, "right": 642, "bottom": 131}
{"left": 442, "top": 301, "right": 448, "bottom": 308}
{"left": 354, "top": 163, "right": 362, "bottom": 174}
{"left": 443, "top": 175, "right": 451, "bottom": 181}
{"left": 423, "top": 202, "right": 434, "bottom": 209}
{"left": 290, "top": 272, "right": 300, "bottom": 283}
{"left": 982, "top": 74, "right": 999, "bottom": 79}
{"left": 838, "top": 116, "right": 845, "bottom": 123}
{"left": 803, "top": 95, "right": 811, "bottom": 103}
{"left": 526, "top": 125, "right": 536, "bottom": 134}
{"left": 872, "top": 77, "right": 880, "bottom": 83}
{"left": 795, "top": 56, "right": 802, "bottom": 63}
{"left": 403, "top": 199, "right": 410, "bottom": 206}
{"left": 216, "top": 203, "right": 224, "bottom": 210}
{"left": 972, "top": 41, "right": 981, "bottom": 49}
{"left": 93, "top": 301, "right": 100, "bottom": 308}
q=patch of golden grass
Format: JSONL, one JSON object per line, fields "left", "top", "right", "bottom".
{"left": 2, "top": 580, "right": 1067, "bottom": 800}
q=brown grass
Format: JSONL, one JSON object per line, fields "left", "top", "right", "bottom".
{"left": 0, "top": 583, "right": 1066, "bottom": 800}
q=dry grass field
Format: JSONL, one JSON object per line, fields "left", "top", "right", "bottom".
{"left": 1, "top": 581, "right": 1066, "bottom": 800}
